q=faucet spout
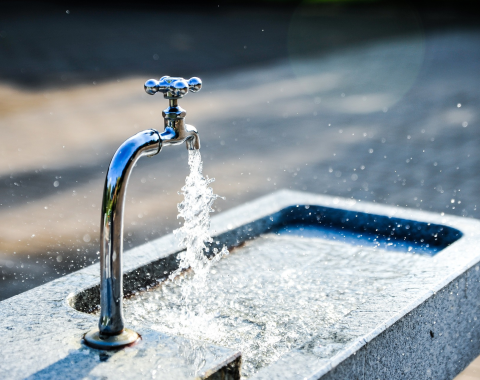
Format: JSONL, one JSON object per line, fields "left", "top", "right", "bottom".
{"left": 159, "top": 124, "right": 200, "bottom": 151}
{"left": 186, "top": 125, "right": 200, "bottom": 150}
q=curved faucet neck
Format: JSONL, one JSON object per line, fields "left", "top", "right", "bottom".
{"left": 98, "top": 129, "right": 161, "bottom": 336}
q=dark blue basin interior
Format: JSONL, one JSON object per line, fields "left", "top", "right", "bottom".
{"left": 209, "top": 204, "right": 463, "bottom": 257}
{"left": 273, "top": 205, "right": 462, "bottom": 255}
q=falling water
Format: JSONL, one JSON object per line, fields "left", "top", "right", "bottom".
{"left": 170, "top": 149, "right": 228, "bottom": 313}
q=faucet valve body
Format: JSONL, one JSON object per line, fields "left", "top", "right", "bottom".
{"left": 144, "top": 76, "right": 202, "bottom": 150}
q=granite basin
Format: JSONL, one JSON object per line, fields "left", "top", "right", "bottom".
{"left": 1, "top": 190, "right": 480, "bottom": 379}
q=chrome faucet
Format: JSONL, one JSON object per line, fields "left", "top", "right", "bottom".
{"left": 84, "top": 76, "right": 202, "bottom": 349}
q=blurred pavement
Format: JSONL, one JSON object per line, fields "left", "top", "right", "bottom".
{"left": 0, "top": 2, "right": 479, "bottom": 310}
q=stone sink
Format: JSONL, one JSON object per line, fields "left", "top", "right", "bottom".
{"left": 1, "top": 190, "right": 480, "bottom": 379}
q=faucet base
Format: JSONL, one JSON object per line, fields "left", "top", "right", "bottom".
{"left": 84, "top": 328, "right": 140, "bottom": 350}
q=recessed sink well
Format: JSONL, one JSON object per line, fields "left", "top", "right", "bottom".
{"left": 71, "top": 202, "right": 461, "bottom": 315}
{"left": 270, "top": 204, "right": 460, "bottom": 255}
{"left": 2, "top": 190, "right": 480, "bottom": 380}
{"left": 121, "top": 205, "right": 461, "bottom": 378}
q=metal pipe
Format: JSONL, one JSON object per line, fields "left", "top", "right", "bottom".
{"left": 99, "top": 129, "right": 161, "bottom": 336}
{"left": 84, "top": 76, "right": 202, "bottom": 350}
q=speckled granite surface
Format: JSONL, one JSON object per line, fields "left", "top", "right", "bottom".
{"left": 0, "top": 243, "right": 240, "bottom": 380}
{"left": 1, "top": 190, "right": 480, "bottom": 379}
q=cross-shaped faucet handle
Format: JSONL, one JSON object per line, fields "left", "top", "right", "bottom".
{"left": 144, "top": 76, "right": 202, "bottom": 99}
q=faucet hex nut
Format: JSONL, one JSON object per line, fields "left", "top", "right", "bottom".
{"left": 162, "top": 106, "right": 186, "bottom": 119}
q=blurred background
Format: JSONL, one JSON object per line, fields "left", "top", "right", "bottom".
{"left": 0, "top": 0, "right": 479, "bottom": 376}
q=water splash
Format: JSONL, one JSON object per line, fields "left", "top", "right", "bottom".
{"left": 171, "top": 149, "right": 228, "bottom": 310}
{"left": 124, "top": 234, "right": 434, "bottom": 378}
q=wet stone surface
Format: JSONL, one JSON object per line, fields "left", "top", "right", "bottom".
{"left": 123, "top": 233, "right": 443, "bottom": 378}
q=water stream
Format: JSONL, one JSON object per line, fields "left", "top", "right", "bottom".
{"left": 169, "top": 149, "right": 228, "bottom": 316}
